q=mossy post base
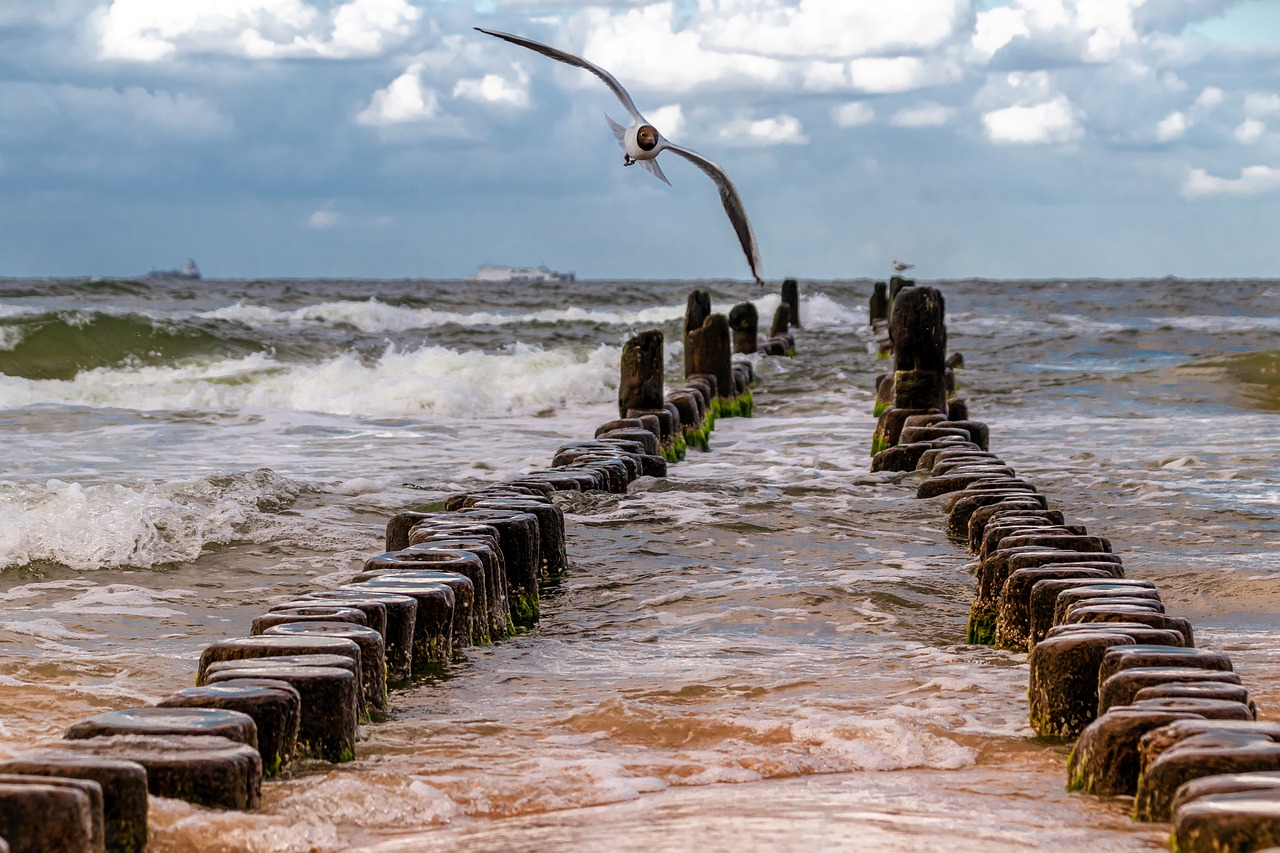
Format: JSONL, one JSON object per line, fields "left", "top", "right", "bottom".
{"left": 206, "top": 669, "right": 357, "bottom": 764}
{"left": 159, "top": 682, "right": 301, "bottom": 778}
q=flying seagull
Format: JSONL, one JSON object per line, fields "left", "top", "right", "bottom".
{"left": 475, "top": 27, "right": 764, "bottom": 286}
{"left": 892, "top": 260, "right": 914, "bottom": 272}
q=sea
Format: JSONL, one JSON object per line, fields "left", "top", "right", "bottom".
{"left": 0, "top": 275, "right": 1277, "bottom": 852}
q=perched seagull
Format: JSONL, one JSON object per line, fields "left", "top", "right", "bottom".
{"left": 475, "top": 27, "right": 764, "bottom": 286}
{"left": 892, "top": 260, "right": 914, "bottom": 272}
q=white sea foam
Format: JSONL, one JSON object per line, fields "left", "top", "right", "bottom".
{"left": 802, "top": 292, "right": 864, "bottom": 329}
{"left": 202, "top": 299, "right": 685, "bottom": 332}
{"left": 1162, "top": 314, "right": 1280, "bottom": 333}
{"left": 0, "top": 342, "right": 621, "bottom": 419}
{"left": 0, "top": 469, "right": 304, "bottom": 572}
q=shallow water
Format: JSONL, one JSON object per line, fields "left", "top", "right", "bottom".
{"left": 0, "top": 277, "right": 1276, "bottom": 851}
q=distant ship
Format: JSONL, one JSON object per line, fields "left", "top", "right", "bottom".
{"left": 471, "top": 264, "right": 575, "bottom": 284}
{"left": 147, "top": 259, "right": 201, "bottom": 280}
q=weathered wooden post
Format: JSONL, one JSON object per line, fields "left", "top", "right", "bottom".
{"left": 686, "top": 314, "right": 733, "bottom": 413}
{"left": 781, "top": 278, "right": 801, "bottom": 329}
{"left": 870, "top": 282, "right": 888, "bottom": 325}
{"left": 889, "top": 275, "right": 914, "bottom": 303}
{"left": 871, "top": 285, "right": 946, "bottom": 454}
{"left": 683, "top": 290, "right": 711, "bottom": 377}
{"left": 769, "top": 303, "right": 789, "bottom": 339}
{"left": 728, "top": 303, "right": 758, "bottom": 354}
{"left": 618, "top": 330, "right": 664, "bottom": 418}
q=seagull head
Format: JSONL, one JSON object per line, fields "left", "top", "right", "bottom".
{"left": 636, "top": 125, "right": 659, "bottom": 151}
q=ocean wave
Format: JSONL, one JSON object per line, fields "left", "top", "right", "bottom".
{"left": 0, "top": 468, "right": 305, "bottom": 572}
{"left": 0, "top": 341, "right": 622, "bottom": 419}
{"left": 201, "top": 298, "right": 687, "bottom": 332}
{"left": 0, "top": 310, "right": 263, "bottom": 380}
{"left": 1161, "top": 315, "right": 1280, "bottom": 334}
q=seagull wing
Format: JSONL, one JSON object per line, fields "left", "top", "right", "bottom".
{"left": 475, "top": 28, "right": 646, "bottom": 124}
{"left": 605, "top": 114, "right": 627, "bottom": 150}
{"left": 661, "top": 142, "right": 763, "bottom": 285}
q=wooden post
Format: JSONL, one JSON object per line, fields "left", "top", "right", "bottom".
{"left": 781, "top": 279, "right": 801, "bottom": 329}
{"left": 618, "top": 330, "right": 665, "bottom": 418}
{"left": 686, "top": 314, "right": 733, "bottom": 403}
{"left": 683, "top": 290, "right": 711, "bottom": 377}
{"left": 870, "top": 282, "right": 888, "bottom": 325}
{"left": 889, "top": 275, "right": 914, "bottom": 303}
{"left": 872, "top": 285, "right": 947, "bottom": 453}
{"left": 728, "top": 303, "right": 758, "bottom": 354}
{"left": 769, "top": 303, "right": 789, "bottom": 339}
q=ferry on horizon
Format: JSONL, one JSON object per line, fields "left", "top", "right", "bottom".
{"left": 471, "top": 264, "right": 575, "bottom": 284}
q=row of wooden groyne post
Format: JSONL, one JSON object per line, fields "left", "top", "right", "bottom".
{"left": 870, "top": 277, "right": 1280, "bottom": 853}
{"left": 0, "top": 282, "right": 803, "bottom": 853}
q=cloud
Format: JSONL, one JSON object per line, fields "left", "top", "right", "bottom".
{"left": 647, "top": 104, "right": 685, "bottom": 139}
{"left": 717, "top": 114, "right": 808, "bottom": 147}
{"left": 696, "top": 0, "right": 970, "bottom": 58}
{"left": 306, "top": 205, "right": 340, "bottom": 228}
{"left": 971, "top": 5, "right": 1031, "bottom": 62}
{"left": 1245, "top": 93, "right": 1280, "bottom": 117}
{"left": 99, "top": 0, "right": 419, "bottom": 61}
{"left": 890, "top": 102, "right": 955, "bottom": 128}
{"left": 1193, "top": 85, "right": 1224, "bottom": 109}
{"left": 1234, "top": 118, "right": 1265, "bottom": 144}
{"left": 983, "top": 95, "right": 1085, "bottom": 144}
{"left": 1150, "top": 84, "right": 1225, "bottom": 142}
{"left": 452, "top": 65, "right": 531, "bottom": 108}
{"left": 357, "top": 64, "right": 441, "bottom": 126}
{"left": 1156, "top": 110, "right": 1188, "bottom": 141}
{"left": 572, "top": 4, "right": 788, "bottom": 96}
{"left": 832, "top": 101, "right": 875, "bottom": 128}
{"left": 1182, "top": 164, "right": 1280, "bottom": 198}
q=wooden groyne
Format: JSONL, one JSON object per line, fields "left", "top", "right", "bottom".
{"left": 869, "top": 281, "right": 1280, "bottom": 853}
{"left": 0, "top": 285, "right": 791, "bottom": 853}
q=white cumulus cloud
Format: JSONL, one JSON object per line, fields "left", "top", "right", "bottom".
{"left": 983, "top": 95, "right": 1085, "bottom": 144}
{"left": 1235, "top": 118, "right": 1265, "bottom": 144}
{"left": 717, "top": 114, "right": 808, "bottom": 147}
{"left": 358, "top": 64, "right": 440, "bottom": 126}
{"left": 453, "top": 66, "right": 531, "bottom": 108}
{"left": 1182, "top": 165, "right": 1280, "bottom": 198}
{"left": 1156, "top": 110, "right": 1188, "bottom": 141}
{"left": 697, "top": 0, "right": 969, "bottom": 57}
{"left": 99, "top": 0, "right": 419, "bottom": 61}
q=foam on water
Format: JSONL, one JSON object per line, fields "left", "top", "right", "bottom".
{"left": 0, "top": 469, "right": 305, "bottom": 571}
{"left": 0, "top": 341, "right": 621, "bottom": 419}
{"left": 201, "top": 298, "right": 686, "bottom": 332}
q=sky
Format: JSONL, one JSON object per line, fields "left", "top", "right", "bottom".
{"left": 1, "top": 0, "right": 1279, "bottom": 281}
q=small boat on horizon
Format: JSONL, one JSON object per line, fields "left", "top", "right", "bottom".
{"left": 147, "top": 259, "right": 201, "bottom": 281}
{"left": 470, "top": 264, "right": 575, "bottom": 284}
